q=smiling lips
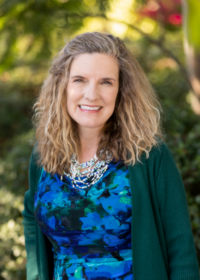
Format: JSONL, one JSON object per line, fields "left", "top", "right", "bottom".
{"left": 79, "top": 105, "right": 102, "bottom": 112}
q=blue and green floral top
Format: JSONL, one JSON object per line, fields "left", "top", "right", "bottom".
{"left": 34, "top": 160, "right": 133, "bottom": 280}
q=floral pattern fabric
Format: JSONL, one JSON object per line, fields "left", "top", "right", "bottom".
{"left": 34, "top": 160, "right": 133, "bottom": 280}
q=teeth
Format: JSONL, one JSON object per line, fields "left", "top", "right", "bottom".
{"left": 80, "top": 105, "right": 101, "bottom": 110}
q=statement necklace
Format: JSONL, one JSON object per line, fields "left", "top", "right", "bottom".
{"left": 60, "top": 150, "right": 112, "bottom": 190}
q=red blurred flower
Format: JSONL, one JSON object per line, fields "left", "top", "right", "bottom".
{"left": 138, "top": 0, "right": 182, "bottom": 26}
{"left": 168, "top": 14, "right": 182, "bottom": 25}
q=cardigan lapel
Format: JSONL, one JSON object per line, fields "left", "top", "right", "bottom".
{"left": 128, "top": 161, "right": 169, "bottom": 280}
{"left": 36, "top": 220, "right": 54, "bottom": 280}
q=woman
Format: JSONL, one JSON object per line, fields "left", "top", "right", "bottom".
{"left": 22, "top": 32, "right": 200, "bottom": 280}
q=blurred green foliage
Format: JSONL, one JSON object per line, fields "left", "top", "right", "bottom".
{"left": 184, "top": 0, "right": 200, "bottom": 50}
{"left": 0, "top": 0, "right": 199, "bottom": 279}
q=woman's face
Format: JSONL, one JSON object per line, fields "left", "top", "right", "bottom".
{"left": 66, "top": 53, "right": 119, "bottom": 134}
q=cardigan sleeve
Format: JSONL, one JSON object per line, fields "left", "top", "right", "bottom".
{"left": 155, "top": 144, "right": 200, "bottom": 280}
{"left": 22, "top": 149, "right": 41, "bottom": 280}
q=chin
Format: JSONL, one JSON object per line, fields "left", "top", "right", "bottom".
{"left": 78, "top": 122, "right": 103, "bottom": 129}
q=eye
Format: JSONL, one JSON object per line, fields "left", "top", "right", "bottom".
{"left": 74, "top": 79, "right": 83, "bottom": 83}
{"left": 102, "top": 80, "right": 112, "bottom": 85}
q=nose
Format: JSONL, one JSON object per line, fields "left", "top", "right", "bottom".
{"left": 84, "top": 81, "right": 99, "bottom": 101}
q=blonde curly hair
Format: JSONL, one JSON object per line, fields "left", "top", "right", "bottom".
{"left": 33, "top": 31, "right": 164, "bottom": 175}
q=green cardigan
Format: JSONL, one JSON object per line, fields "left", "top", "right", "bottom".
{"left": 22, "top": 141, "right": 200, "bottom": 280}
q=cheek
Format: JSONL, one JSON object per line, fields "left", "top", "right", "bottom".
{"left": 66, "top": 89, "right": 75, "bottom": 116}
{"left": 105, "top": 91, "right": 118, "bottom": 108}
{"left": 66, "top": 87, "right": 78, "bottom": 108}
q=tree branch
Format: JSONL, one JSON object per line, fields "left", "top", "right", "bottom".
{"left": 109, "top": 18, "right": 193, "bottom": 91}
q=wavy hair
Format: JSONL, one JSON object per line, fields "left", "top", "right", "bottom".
{"left": 33, "top": 31, "right": 164, "bottom": 175}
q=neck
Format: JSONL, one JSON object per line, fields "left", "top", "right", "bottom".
{"left": 78, "top": 126, "right": 102, "bottom": 163}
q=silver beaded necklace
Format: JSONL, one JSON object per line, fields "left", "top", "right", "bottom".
{"left": 60, "top": 150, "right": 112, "bottom": 190}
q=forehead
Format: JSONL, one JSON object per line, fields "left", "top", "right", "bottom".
{"left": 69, "top": 53, "right": 119, "bottom": 77}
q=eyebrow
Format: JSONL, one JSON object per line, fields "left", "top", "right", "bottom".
{"left": 71, "top": 75, "right": 116, "bottom": 81}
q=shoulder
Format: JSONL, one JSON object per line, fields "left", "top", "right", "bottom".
{"left": 29, "top": 141, "right": 43, "bottom": 188}
{"left": 30, "top": 140, "right": 40, "bottom": 162}
{"left": 139, "top": 139, "right": 173, "bottom": 167}
{"left": 129, "top": 140, "right": 177, "bottom": 181}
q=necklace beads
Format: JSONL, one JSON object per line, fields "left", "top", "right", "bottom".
{"left": 61, "top": 150, "right": 112, "bottom": 190}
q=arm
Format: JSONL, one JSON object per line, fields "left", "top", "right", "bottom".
{"left": 156, "top": 144, "right": 200, "bottom": 280}
{"left": 22, "top": 148, "right": 41, "bottom": 280}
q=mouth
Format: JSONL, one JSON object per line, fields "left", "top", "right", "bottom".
{"left": 79, "top": 105, "right": 102, "bottom": 111}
